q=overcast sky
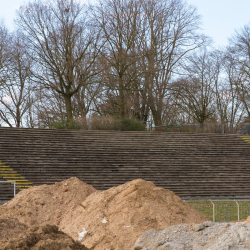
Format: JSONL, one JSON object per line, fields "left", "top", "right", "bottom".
{"left": 1, "top": 0, "right": 250, "bottom": 48}
{"left": 188, "top": 0, "right": 250, "bottom": 47}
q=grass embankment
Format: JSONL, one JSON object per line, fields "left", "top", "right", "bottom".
{"left": 186, "top": 199, "right": 250, "bottom": 222}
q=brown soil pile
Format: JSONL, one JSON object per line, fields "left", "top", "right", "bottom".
{"left": 0, "top": 218, "right": 28, "bottom": 241}
{"left": 0, "top": 177, "right": 96, "bottom": 227}
{"left": 233, "top": 216, "right": 250, "bottom": 223}
{"left": 0, "top": 224, "right": 89, "bottom": 250}
{"left": 0, "top": 178, "right": 207, "bottom": 250}
{"left": 61, "top": 179, "right": 207, "bottom": 250}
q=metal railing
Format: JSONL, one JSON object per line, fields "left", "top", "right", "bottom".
{"left": 143, "top": 121, "right": 153, "bottom": 131}
{"left": 153, "top": 123, "right": 199, "bottom": 133}
{"left": 149, "top": 123, "right": 250, "bottom": 134}
{"left": 185, "top": 199, "right": 250, "bottom": 222}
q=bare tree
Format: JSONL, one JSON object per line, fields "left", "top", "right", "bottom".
{"left": 137, "top": 0, "right": 208, "bottom": 126}
{"left": 0, "top": 31, "right": 34, "bottom": 127}
{"left": 91, "top": 0, "right": 208, "bottom": 124}
{"left": 16, "top": 0, "right": 101, "bottom": 128}
{"left": 227, "top": 24, "right": 250, "bottom": 121}
{"left": 92, "top": 0, "right": 145, "bottom": 118}
{"left": 173, "top": 49, "right": 218, "bottom": 125}
{"left": 0, "top": 22, "right": 10, "bottom": 90}
{"left": 34, "top": 86, "right": 67, "bottom": 129}
{"left": 215, "top": 50, "right": 244, "bottom": 128}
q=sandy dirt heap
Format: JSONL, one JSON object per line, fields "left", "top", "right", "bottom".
{"left": 61, "top": 179, "right": 207, "bottom": 250}
{"left": 133, "top": 221, "right": 250, "bottom": 250}
{"left": 0, "top": 177, "right": 96, "bottom": 227}
{"left": 233, "top": 216, "right": 250, "bottom": 223}
{"left": 0, "top": 178, "right": 207, "bottom": 250}
{"left": 0, "top": 218, "right": 28, "bottom": 241}
{"left": 0, "top": 224, "right": 90, "bottom": 250}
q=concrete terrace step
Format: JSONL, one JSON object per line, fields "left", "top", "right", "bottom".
{"left": 0, "top": 127, "right": 250, "bottom": 200}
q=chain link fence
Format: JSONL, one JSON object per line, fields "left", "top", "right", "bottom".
{"left": 185, "top": 200, "right": 250, "bottom": 222}
{"left": 148, "top": 123, "right": 250, "bottom": 134}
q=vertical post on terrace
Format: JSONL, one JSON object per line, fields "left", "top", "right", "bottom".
{"left": 143, "top": 121, "right": 153, "bottom": 131}
{"left": 210, "top": 199, "right": 215, "bottom": 222}
{"left": 235, "top": 200, "right": 240, "bottom": 221}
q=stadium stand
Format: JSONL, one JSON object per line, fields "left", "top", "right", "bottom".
{"left": 0, "top": 127, "right": 250, "bottom": 200}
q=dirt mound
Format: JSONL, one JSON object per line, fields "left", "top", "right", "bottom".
{"left": 233, "top": 216, "right": 250, "bottom": 223}
{"left": 0, "top": 224, "right": 89, "bottom": 250}
{"left": 0, "top": 218, "right": 28, "bottom": 241}
{"left": 60, "top": 179, "right": 207, "bottom": 250}
{"left": 0, "top": 177, "right": 96, "bottom": 227}
{"left": 0, "top": 178, "right": 207, "bottom": 249}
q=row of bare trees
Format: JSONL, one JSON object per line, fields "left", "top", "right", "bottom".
{"left": 0, "top": 0, "right": 249, "bottom": 129}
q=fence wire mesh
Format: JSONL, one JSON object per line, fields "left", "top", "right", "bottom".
{"left": 185, "top": 200, "right": 250, "bottom": 222}
{"left": 149, "top": 123, "right": 250, "bottom": 134}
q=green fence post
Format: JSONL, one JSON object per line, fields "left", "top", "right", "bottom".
{"left": 166, "top": 125, "right": 168, "bottom": 132}
{"left": 179, "top": 124, "right": 181, "bottom": 132}
{"left": 151, "top": 121, "right": 152, "bottom": 132}
{"left": 196, "top": 124, "right": 198, "bottom": 133}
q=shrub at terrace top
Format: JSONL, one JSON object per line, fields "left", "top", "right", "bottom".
{"left": 90, "top": 116, "right": 145, "bottom": 131}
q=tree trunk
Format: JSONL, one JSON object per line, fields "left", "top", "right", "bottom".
{"left": 152, "top": 111, "right": 162, "bottom": 126}
{"left": 119, "top": 77, "right": 125, "bottom": 117}
{"left": 16, "top": 106, "right": 21, "bottom": 127}
{"left": 133, "top": 88, "right": 141, "bottom": 120}
{"left": 64, "top": 93, "right": 74, "bottom": 129}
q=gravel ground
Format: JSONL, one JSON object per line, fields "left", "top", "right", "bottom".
{"left": 133, "top": 221, "right": 250, "bottom": 250}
